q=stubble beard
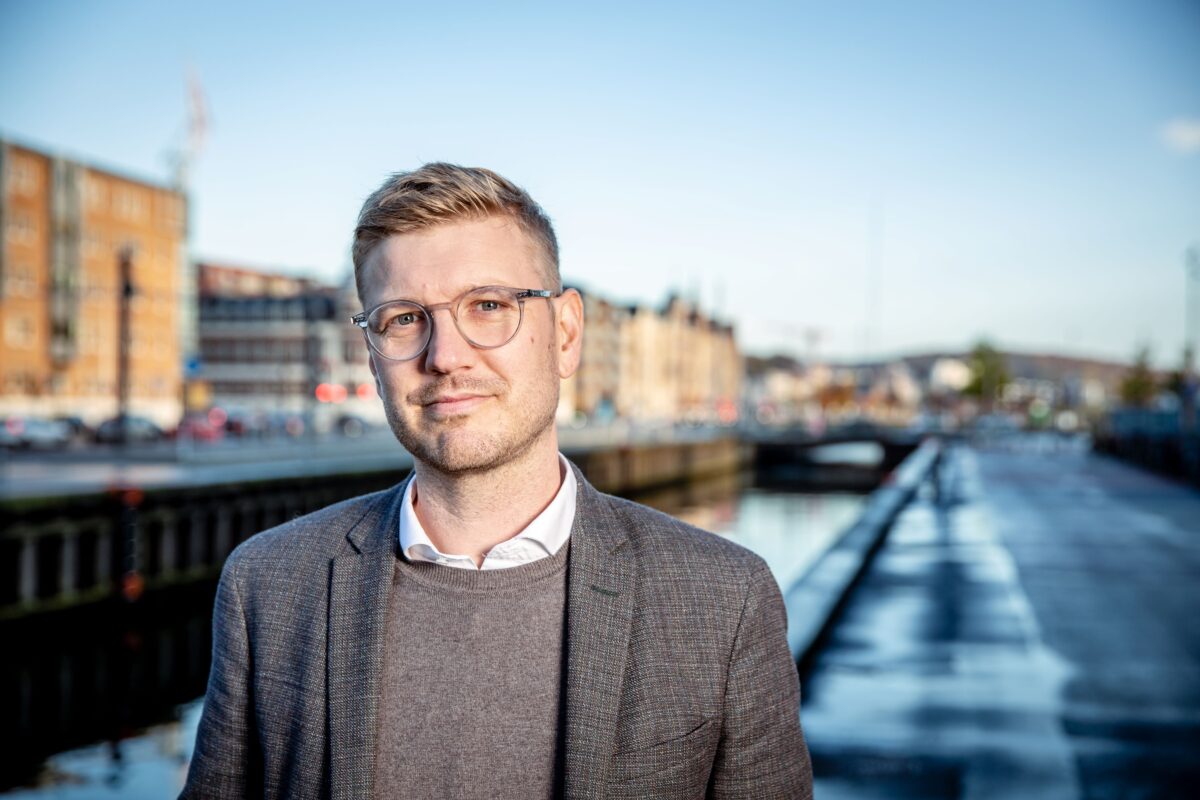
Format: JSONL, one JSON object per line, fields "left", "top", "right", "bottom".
{"left": 383, "top": 372, "right": 560, "bottom": 477}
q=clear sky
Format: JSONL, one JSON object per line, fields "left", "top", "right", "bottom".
{"left": 2, "top": 0, "right": 1198, "bottom": 365}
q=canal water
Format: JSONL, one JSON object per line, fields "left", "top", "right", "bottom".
{"left": 2, "top": 474, "right": 867, "bottom": 798}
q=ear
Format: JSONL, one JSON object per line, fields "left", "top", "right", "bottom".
{"left": 554, "top": 288, "right": 584, "bottom": 379}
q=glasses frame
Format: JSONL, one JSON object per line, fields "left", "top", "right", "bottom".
{"left": 351, "top": 285, "right": 558, "bottom": 362}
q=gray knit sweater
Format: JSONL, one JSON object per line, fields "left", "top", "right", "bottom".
{"left": 373, "top": 542, "right": 570, "bottom": 799}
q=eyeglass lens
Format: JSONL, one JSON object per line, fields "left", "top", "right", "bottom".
{"left": 366, "top": 286, "right": 524, "bottom": 359}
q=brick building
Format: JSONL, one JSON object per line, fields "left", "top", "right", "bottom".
{"left": 0, "top": 139, "right": 188, "bottom": 426}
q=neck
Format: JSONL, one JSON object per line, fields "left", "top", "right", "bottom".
{"left": 411, "top": 430, "right": 564, "bottom": 567}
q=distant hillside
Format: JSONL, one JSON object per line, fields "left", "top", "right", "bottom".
{"left": 900, "top": 350, "right": 1131, "bottom": 387}
{"left": 748, "top": 348, "right": 1134, "bottom": 392}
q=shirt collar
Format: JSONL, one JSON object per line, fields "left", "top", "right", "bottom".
{"left": 399, "top": 453, "right": 577, "bottom": 570}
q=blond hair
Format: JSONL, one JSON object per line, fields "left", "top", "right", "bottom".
{"left": 352, "top": 163, "right": 560, "bottom": 299}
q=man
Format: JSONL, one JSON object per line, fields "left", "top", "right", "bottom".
{"left": 182, "top": 163, "right": 812, "bottom": 799}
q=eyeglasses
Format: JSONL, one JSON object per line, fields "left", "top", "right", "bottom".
{"left": 352, "top": 285, "right": 558, "bottom": 361}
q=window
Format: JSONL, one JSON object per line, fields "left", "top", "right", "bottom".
{"left": 4, "top": 263, "right": 37, "bottom": 297}
{"left": 113, "top": 187, "right": 147, "bottom": 222}
{"left": 85, "top": 175, "right": 107, "bottom": 210}
{"left": 80, "top": 324, "right": 100, "bottom": 355}
{"left": 84, "top": 230, "right": 110, "bottom": 259}
{"left": 5, "top": 212, "right": 37, "bottom": 245}
{"left": 5, "top": 155, "right": 38, "bottom": 195}
{"left": 161, "top": 194, "right": 184, "bottom": 231}
{"left": 4, "top": 315, "right": 35, "bottom": 348}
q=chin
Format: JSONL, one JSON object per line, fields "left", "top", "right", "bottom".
{"left": 391, "top": 417, "right": 555, "bottom": 477}
{"left": 384, "top": 411, "right": 498, "bottom": 472}
{"left": 383, "top": 388, "right": 559, "bottom": 475}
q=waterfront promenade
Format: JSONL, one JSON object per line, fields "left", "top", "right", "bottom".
{"left": 802, "top": 438, "right": 1200, "bottom": 799}
{"left": 0, "top": 424, "right": 730, "bottom": 501}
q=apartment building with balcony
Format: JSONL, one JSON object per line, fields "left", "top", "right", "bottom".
{"left": 0, "top": 138, "right": 188, "bottom": 426}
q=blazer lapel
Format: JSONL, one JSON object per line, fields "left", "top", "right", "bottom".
{"left": 563, "top": 466, "right": 637, "bottom": 799}
{"left": 327, "top": 477, "right": 408, "bottom": 800}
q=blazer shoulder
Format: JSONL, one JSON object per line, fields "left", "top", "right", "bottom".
{"left": 599, "top": 492, "right": 769, "bottom": 578}
{"left": 224, "top": 484, "right": 399, "bottom": 572}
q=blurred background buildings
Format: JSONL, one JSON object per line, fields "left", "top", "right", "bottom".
{"left": 1, "top": 139, "right": 188, "bottom": 428}
{"left": 2, "top": 134, "right": 1184, "bottom": 445}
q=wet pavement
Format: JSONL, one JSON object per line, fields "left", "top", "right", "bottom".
{"left": 801, "top": 439, "right": 1200, "bottom": 799}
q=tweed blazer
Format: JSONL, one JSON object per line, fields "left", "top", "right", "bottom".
{"left": 181, "top": 463, "right": 812, "bottom": 799}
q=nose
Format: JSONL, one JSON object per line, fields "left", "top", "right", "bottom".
{"left": 422, "top": 307, "right": 476, "bottom": 374}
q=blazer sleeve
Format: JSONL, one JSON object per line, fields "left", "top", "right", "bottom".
{"left": 709, "top": 562, "right": 814, "bottom": 799}
{"left": 179, "top": 554, "right": 262, "bottom": 799}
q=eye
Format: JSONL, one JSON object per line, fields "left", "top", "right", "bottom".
{"left": 465, "top": 291, "right": 516, "bottom": 314}
{"left": 373, "top": 307, "right": 425, "bottom": 334}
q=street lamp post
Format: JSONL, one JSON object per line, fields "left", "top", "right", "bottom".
{"left": 117, "top": 245, "right": 136, "bottom": 447}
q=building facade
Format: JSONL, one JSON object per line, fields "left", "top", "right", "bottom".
{"left": 0, "top": 139, "right": 188, "bottom": 425}
{"left": 563, "top": 290, "right": 742, "bottom": 426}
{"left": 195, "top": 263, "right": 380, "bottom": 428}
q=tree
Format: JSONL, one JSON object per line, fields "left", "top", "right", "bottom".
{"left": 1119, "top": 345, "right": 1157, "bottom": 408}
{"left": 963, "top": 340, "right": 1010, "bottom": 408}
{"left": 1162, "top": 344, "right": 1194, "bottom": 398}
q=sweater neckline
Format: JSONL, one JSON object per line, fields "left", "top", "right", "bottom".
{"left": 393, "top": 539, "right": 570, "bottom": 594}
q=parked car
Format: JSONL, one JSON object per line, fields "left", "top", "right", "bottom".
{"left": 224, "top": 409, "right": 269, "bottom": 437}
{"left": 336, "top": 414, "right": 371, "bottom": 438}
{"left": 176, "top": 412, "right": 225, "bottom": 442}
{"left": 264, "top": 411, "right": 306, "bottom": 438}
{"left": 0, "top": 417, "right": 22, "bottom": 449}
{"left": 95, "top": 415, "right": 165, "bottom": 444}
{"left": 0, "top": 416, "right": 72, "bottom": 450}
{"left": 54, "top": 415, "right": 94, "bottom": 445}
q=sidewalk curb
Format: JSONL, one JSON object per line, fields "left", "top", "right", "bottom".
{"left": 784, "top": 437, "right": 942, "bottom": 675}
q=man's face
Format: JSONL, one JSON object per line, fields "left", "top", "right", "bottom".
{"left": 359, "top": 216, "right": 581, "bottom": 475}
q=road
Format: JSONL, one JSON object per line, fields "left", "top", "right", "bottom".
{"left": 801, "top": 437, "right": 1200, "bottom": 799}
{"left": 0, "top": 423, "right": 732, "bottom": 500}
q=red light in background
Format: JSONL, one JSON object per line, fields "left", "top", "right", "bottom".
{"left": 331, "top": 384, "right": 348, "bottom": 404}
{"left": 121, "top": 571, "right": 145, "bottom": 602}
{"left": 316, "top": 383, "right": 333, "bottom": 403}
{"left": 208, "top": 407, "right": 228, "bottom": 427}
{"left": 356, "top": 382, "right": 375, "bottom": 399}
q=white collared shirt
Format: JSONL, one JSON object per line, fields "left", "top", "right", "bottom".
{"left": 399, "top": 453, "right": 576, "bottom": 570}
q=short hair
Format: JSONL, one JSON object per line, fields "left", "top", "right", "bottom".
{"left": 352, "top": 162, "right": 560, "bottom": 299}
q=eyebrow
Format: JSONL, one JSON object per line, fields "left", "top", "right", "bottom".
{"left": 372, "top": 282, "right": 522, "bottom": 306}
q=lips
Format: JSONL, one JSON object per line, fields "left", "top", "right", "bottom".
{"left": 422, "top": 394, "right": 491, "bottom": 416}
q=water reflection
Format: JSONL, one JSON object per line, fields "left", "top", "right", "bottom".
{"left": 1, "top": 474, "right": 866, "bottom": 797}
{"left": 1, "top": 591, "right": 214, "bottom": 796}
{"left": 639, "top": 474, "right": 867, "bottom": 592}
{"left": 3, "top": 701, "right": 202, "bottom": 800}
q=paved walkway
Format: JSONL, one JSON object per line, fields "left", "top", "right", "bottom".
{"left": 801, "top": 439, "right": 1200, "bottom": 799}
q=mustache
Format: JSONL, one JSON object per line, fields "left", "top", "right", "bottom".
{"left": 407, "top": 378, "right": 507, "bottom": 406}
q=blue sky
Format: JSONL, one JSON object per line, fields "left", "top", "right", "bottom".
{"left": 2, "top": 0, "right": 1198, "bottom": 365}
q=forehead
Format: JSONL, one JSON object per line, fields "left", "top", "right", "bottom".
{"left": 359, "top": 217, "right": 544, "bottom": 306}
